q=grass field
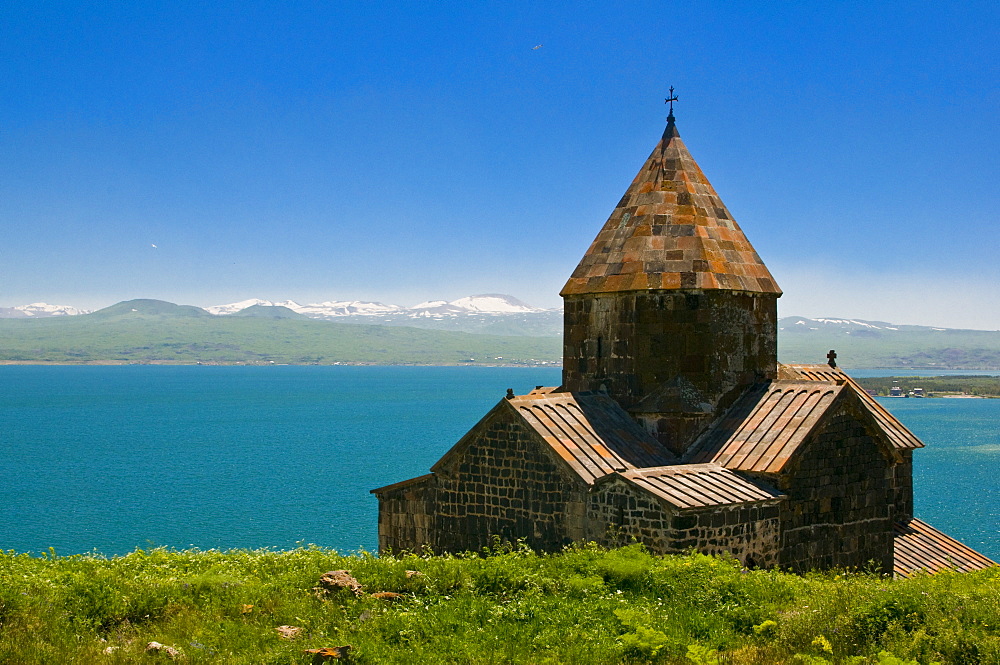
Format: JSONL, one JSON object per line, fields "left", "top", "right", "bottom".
{"left": 2, "top": 544, "right": 999, "bottom": 663}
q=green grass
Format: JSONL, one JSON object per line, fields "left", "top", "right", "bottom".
{"left": 2, "top": 544, "right": 999, "bottom": 663}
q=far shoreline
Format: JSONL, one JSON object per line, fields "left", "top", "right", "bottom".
{"left": 0, "top": 360, "right": 563, "bottom": 368}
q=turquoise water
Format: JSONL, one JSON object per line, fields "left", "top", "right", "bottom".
{"left": 1, "top": 366, "right": 997, "bottom": 559}
{"left": 877, "top": 397, "right": 1000, "bottom": 556}
{"left": 0, "top": 366, "right": 561, "bottom": 556}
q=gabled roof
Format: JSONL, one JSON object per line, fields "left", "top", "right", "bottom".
{"left": 430, "top": 391, "right": 675, "bottom": 485}
{"left": 685, "top": 381, "right": 844, "bottom": 472}
{"left": 561, "top": 118, "right": 781, "bottom": 297}
{"left": 505, "top": 391, "right": 677, "bottom": 484}
{"left": 779, "top": 364, "right": 924, "bottom": 450}
{"left": 604, "top": 464, "right": 783, "bottom": 509}
{"left": 894, "top": 519, "right": 996, "bottom": 577}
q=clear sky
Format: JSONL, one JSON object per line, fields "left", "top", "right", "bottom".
{"left": 2, "top": 2, "right": 998, "bottom": 328}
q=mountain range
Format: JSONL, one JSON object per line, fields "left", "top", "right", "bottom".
{"left": 2, "top": 294, "right": 564, "bottom": 337}
{"left": 0, "top": 298, "right": 561, "bottom": 366}
{"left": 0, "top": 302, "right": 90, "bottom": 318}
{"left": 3, "top": 297, "right": 1000, "bottom": 369}
{"left": 0, "top": 294, "right": 550, "bottom": 319}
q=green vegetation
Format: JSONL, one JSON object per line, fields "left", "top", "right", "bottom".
{"left": 0, "top": 301, "right": 560, "bottom": 366}
{"left": 3, "top": 544, "right": 1000, "bottom": 663}
{"left": 854, "top": 376, "right": 1000, "bottom": 398}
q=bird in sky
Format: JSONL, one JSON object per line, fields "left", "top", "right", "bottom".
{"left": 151, "top": 244, "right": 158, "bottom": 249}
{"left": 532, "top": 44, "right": 543, "bottom": 50}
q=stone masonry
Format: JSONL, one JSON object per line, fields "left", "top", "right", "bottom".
{"left": 764, "top": 401, "right": 896, "bottom": 571}
{"left": 587, "top": 476, "right": 782, "bottom": 568}
{"left": 563, "top": 290, "right": 777, "bottom": 456}
{"left": 430, "top": 406, "right": 588, "bottom": 552}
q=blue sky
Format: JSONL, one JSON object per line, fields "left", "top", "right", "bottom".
{"left": 2, "top": 2, "right": 998, "bottom": 328}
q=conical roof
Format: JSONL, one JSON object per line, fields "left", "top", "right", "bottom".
{"left": 561, "top": 119, "right": 781, "bottom": 296}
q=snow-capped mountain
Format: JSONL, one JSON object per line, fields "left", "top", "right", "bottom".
{"left": 0, "top": 302, "right": 91, "bottom": 318}
{"left": 407, "top": 295, "right": 545, "bottom": 317}
{"left": 206, "top": 294, "right": 549, "bottom": 320}
{"left": 196, "top": 294, "right": 562, "bottom": 335}
{"left": 0, "top": 294, "right": 552, "bottom": 326}
{"left": 447, "top": 294, "right": 544, "bottom": 314}
{"left": 205, "top": 298, "right": 404, "bottom": 319}
{"left": 294, "top": 300, "right": 404, "bottom": 318}
{"left": 204, "top": 299, "right": 304, "bottom": 316}
{"left": 778, "top": 316, "right": 941, "bottom": 334}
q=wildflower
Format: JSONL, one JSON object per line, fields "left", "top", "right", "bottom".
{"left": 812, "top": 635, "right": 833, "bottom": 654}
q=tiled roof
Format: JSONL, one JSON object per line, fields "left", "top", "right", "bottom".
{"left": 779, "top": 364, "right": 924, "bottom": 450}
{"left": 507, "top": 391, "right": 677, "bottom": 484}
{"left": 894, "top": 519, "right": 997, "bottom": 577}
{"left": 611, "top": 464, "right": 783, "bottom": 509}
{"left": 561, "top": 119, "right": 780, "bottom": 297}
{"left": 685, "top": 381, "right": 842, "bottom": 472}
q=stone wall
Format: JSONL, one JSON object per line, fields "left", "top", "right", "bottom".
{"left": 773, "top": 400, "right": 895, "bottom": 572}
{"left": 562, "top": 290, "right": 777, "bottom": 455}
{"left": 431, "top": 406, "right": 588, "bottom": 552}
{"left": 375, "top": 475, "right": 436, "bottom": 554}
{"left": 586, "top": 476, "right": 782, "bottom": 567}
{"left": 891, "top": 450, "right": 913, "bottom": 524}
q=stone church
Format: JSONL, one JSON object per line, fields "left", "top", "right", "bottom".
{"left": 372, "top": 109, "right": 995, "bottom": 576}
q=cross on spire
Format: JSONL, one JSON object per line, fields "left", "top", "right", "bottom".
{"left": 665, "top": 86, "right": 678, "bottom": 122}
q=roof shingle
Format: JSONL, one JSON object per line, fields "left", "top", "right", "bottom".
{"left": 561, "top": 119, "right": 781, "bottom": 297}
{"left": 894, "top": 518, "right": 997, "bottom": 577}
{"left": 611, "top": 464, "right": 783, "bottom": 509}
{"left": 686, "top": 382, "right": 842, "bottom": 472}
{"left": 779, "top": 364, "right": 924, "bottom": 450}
{"left": 508, "top": 391, "right": 677, "bottom": 484}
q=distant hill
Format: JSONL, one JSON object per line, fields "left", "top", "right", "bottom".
{"left": 203, "top": 294, "right": 563, "bottom": 336}
{"left": 89, "top": 299, "right": 212, "bottom": 319}
{"left": 777, "top": 316, "right": 1000, "bottom": 370}
{"left": 2, "top": 299, "right": 1000, "bottom": 369}
{"left": 0, "top": 299, "right": 560, "bottom": 366}
{"left": 228, "top": 305, "right": 308, "bottom": 320}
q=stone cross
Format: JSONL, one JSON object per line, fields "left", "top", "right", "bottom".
{"left": 827, "top": 349, "right": 837, "bottom": 368}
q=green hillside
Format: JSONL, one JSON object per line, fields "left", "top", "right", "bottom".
{"left": 0, "top": 300, "right": 560, "bottom": 366}
{"left": 88, "top": 298, "right": 212, "bottom": 319}
{"left": 2, "top": 545, "right": 999, "bottom": 664}
{"left": 778, "top": 317, "right": 1000, "bottom": 370}
{"left": 5, "top": 302, "right": 1000, "bottom": 368}
{"left": 229, "top": 304, "right": 308, "bottom": 320}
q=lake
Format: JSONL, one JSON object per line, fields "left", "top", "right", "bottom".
{"left": 1, "top": 366, "right": 997, "bottom": 559}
